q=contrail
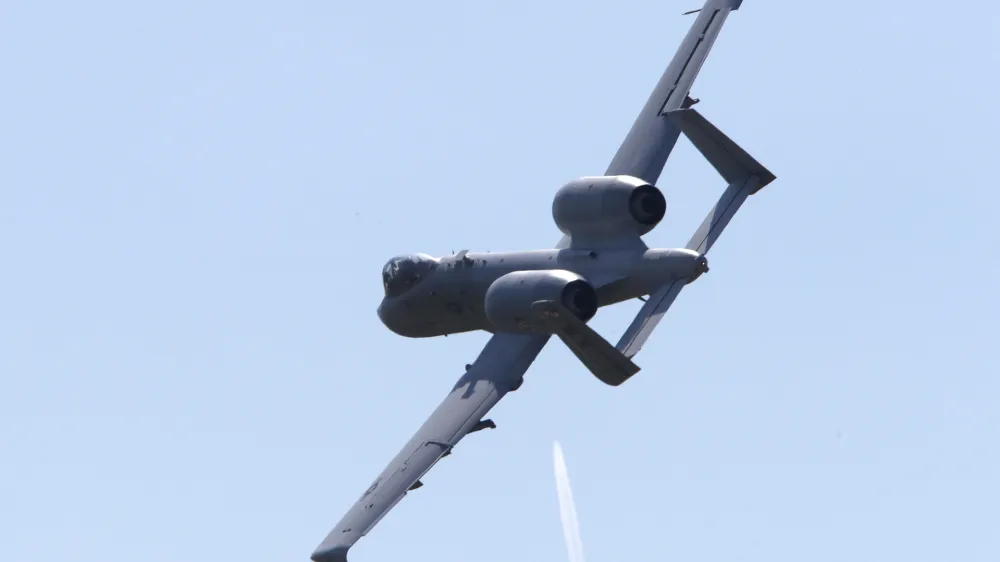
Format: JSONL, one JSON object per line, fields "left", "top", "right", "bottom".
{"left": 553, "top": 441, "right": 585, "bottom": 562}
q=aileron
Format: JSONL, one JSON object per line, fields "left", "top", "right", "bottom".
{"left": 615, "top": 109, "right": 776, "bottom": 358}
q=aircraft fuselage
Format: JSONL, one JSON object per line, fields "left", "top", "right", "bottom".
{"left": 377, "top": 247, "right": 707, "bottom": 338}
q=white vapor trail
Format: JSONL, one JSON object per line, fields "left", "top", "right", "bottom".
{"left": 553, "top": 441, "right": 585, "bottom": 562}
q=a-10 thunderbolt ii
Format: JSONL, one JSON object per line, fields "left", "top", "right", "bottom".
{"left": 311, "top": 1, "right": 775, "bottom": 560}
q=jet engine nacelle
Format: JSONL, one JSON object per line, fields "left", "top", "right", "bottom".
{"left": 552, "top": 175, "right": 666, "bottom": 239}
{"left": 484, "top": 270, "right": 598, "bottom": 333}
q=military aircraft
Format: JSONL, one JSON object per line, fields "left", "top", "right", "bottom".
{"left": 312, "top": 1, "right": 774, "bottom": 560}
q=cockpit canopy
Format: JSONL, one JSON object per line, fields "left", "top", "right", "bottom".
{"left": 381, "top": 253, "right": 438, "bottom": 297}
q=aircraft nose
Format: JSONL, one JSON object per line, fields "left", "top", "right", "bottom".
{"left": 376, "top": 298, "right": 413, "bottom": 337}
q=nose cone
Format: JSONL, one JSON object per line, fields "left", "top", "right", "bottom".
{"left": 377, "top": 298, "right": 414, "bottom": 337}
{"left": 377, "top": 298, "right": 397, "bottom": 331}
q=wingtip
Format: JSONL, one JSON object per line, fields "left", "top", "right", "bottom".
{"left": 311, "top": 546, "right": 350, "bottom": 562}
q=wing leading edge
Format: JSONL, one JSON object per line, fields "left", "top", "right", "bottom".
{"left": 310, "top": 333, "right": 550, "bottom": 562}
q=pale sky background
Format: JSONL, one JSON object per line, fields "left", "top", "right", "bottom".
{"left": 2, "top": 1, "right": 999, "bottom": 561}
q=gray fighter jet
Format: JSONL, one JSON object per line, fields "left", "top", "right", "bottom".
{"left": 312, "top": 1, "right": 773, "bottom": 560}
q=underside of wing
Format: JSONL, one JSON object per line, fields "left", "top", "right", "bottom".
{"left": 310, "top": 333, "right": 550, "bottom": 562}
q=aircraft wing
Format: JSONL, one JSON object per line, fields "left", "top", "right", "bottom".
{"left": 311, "top": 333, "right": 550, "bottom": 562}
{"left": 604, "top": 0, "right": 745, "bottom": 184}
{"left": 564, "top": 0, "right": 747, "bottom": 251}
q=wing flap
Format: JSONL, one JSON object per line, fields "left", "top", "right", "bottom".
{"left": 310, "top": 333, "right": 549, "bottom": 562}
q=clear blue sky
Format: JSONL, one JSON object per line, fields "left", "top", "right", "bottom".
{"left": 3, "top": 1, "right": 999, "bottom": 561}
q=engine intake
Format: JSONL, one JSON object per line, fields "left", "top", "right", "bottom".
{"left": 552, "top": 175, "right": 666, "bottom": 240}
{"left": 484, "top": 270, "right": 597, "bottom": 333}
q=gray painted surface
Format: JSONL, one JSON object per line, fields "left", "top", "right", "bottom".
{"left": 310, "top": 1, "right": 775, "bottom": 560}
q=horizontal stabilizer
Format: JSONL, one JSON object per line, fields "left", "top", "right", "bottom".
{"left": 531, "top": 301, "right": 641, "bottom": 386}
{"left": 665, "top": 108, "right": 775, "bottom": 194}
{"left": 616, "top": 109, "right": 777, "bottom": 358}
{"left": 616, "top": 171, "right": 763, "bottom": 358}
